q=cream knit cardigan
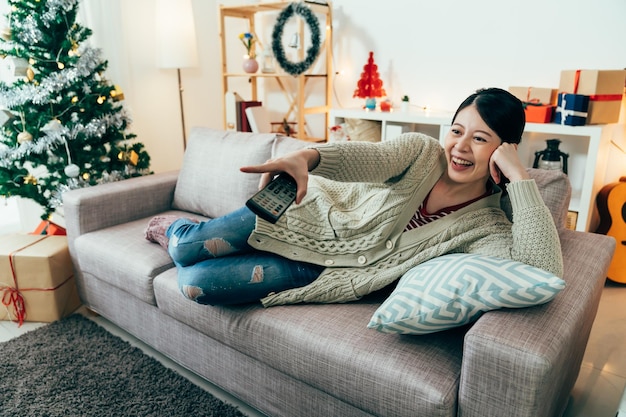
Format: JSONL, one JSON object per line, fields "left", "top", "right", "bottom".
{"left": 249, "top": 133, "right": 564, "bottom": 306}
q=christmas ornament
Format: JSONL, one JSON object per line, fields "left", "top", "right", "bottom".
{"left": 0, "top": 56, "right": 30, "bottom": 83}
{"left": 110, "top": 85, "right": 124, "bottom": 101}
{"left": 68, "top": 40, "right": 79, "bottom": 57}
{"left": 271, "top": 2, "right": 322, "bottom": 76}
{"left": 23, "top": 174, "right": 37, "bottom": 185}
{"left": 17, "top": 131, "right": 33, "bottom": 143}
{"left": 64, "top": 163, "right": 80, "bottom": 178}
{"left": 42, "top": 119, "right": 63, "bottom": 132}
{"left": 0, "top": 27, "right": 11, "bottom": 41}
{"left": 1, "top": 109, "right": 14, "bottom": 128}
{"left": 118, "top": 150, "right": 139, "bottom": 166}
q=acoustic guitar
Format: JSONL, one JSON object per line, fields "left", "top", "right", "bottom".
{"left": 596, "top": 177, "right": 626, "bottom": 283}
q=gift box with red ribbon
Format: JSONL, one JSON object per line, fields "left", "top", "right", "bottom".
{"left": 0, "top": 234, "right": 80, "bottom": 326}
{"left": 559, "top": 69, "right": 626, "bottom": 124}
{"left": 509, "top": 86, "right": 557, "bottom": 105}
{"left": 524, "top": 102, "right": 555, "bottom": 123}
{"left": 509, "top": 86, "right": 557, "bottom": 123}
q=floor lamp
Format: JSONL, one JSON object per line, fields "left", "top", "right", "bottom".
{"left": 156, "top": 0, "right": 198, "bottom": 150}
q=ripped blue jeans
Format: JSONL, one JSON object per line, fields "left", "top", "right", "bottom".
{"left": 166, "top": 206, "right": 324, "bottom": 305}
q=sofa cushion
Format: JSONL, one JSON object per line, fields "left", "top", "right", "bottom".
{"left": 153, "top": 273, "right": 464, "bottom": 416}
{"left": 74, "top": 210, "right": 204, "bottom": 305}
{"left": 172, "top": 128, "right": 279, "bottom": 218}
{"left": 368, "top": 253, "right": 565, "bottom": 335}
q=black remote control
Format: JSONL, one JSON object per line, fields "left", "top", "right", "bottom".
{"left": 246, "top": 173, "right": 297, "bottom": 224}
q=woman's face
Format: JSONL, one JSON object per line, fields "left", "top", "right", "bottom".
{"left": 444, "top": 104, "right": 502, "bottom": 187}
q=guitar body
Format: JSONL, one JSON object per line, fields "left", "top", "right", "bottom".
{"left": 596, "top": 177, "right": 626, "bottom": 283}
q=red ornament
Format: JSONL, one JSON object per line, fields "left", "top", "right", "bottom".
{"left": 353, "top": 51, "right": 386, "bottom": 99}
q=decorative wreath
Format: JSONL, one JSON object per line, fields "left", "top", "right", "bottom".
{"left": 271, "top": 2, "right": 322, "bottom": 76}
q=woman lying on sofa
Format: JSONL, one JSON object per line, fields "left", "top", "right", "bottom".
{"left": 145, "top": 87, "right": 563, "bottom": 307}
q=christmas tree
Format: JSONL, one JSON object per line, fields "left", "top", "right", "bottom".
{"left": 0, "top": 0, "right": 150, "bottom": 220}
{"left": 353, "top": 51, "right": 386, "bottom": 101}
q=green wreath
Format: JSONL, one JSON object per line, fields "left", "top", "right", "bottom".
{"left": 271, "top": 2, "right": 322, "bottom": 76}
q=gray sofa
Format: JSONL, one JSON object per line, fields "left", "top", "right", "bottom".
{"left": 63, "top": 127, "right": 615, "bottom": 417}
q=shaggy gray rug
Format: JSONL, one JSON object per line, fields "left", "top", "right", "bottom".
{"left": 0, "top": 314, "right": 247, "bottom": 417}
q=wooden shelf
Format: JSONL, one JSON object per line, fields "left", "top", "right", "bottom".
{"left": 219, "top": 2, "right": 332, "bottom": 141}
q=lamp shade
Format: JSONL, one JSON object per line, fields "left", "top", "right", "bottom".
{"left": 156, "top": 0, "right": 198, "bottom": 68}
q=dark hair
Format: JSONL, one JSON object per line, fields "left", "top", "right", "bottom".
{"left": 452, "top": 88, "right": 525, "bottom": 145}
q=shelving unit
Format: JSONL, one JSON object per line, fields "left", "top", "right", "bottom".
{"left": 219, "top": 2, "right": 332, "bottom": 142}
{"left": 330, "top": 107, "right": 624, "bottom": 232}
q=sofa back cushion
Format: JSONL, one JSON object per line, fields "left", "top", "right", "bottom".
{"left": 500, "top": 168, "right": 572, "bottom": 229}
{"left": 272, "top": 134, "right": 310, "bottom": 157}
{"left": 172, "top": 128, "right": 278, "bottom": 218}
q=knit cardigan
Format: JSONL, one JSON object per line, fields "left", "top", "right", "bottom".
{"left": 249, "top": 133, "right": 564, "bottom": 307}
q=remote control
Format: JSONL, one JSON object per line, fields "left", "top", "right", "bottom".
{"left": 246, "top": 173, "right": 297, "bottom": 224}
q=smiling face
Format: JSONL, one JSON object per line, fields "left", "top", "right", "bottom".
{"left": 443, "top": 104, "right": 502, "bottom": 191}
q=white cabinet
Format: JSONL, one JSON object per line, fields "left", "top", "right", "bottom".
{"left": 330, "top": 108, "right": 624, "bottom": 232}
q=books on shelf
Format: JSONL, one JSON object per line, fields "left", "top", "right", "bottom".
{"left": 239, "top": 100, "right": 262, "bottom": 132}
{"left": 224, "top": 91, "right": 262, "bottom": 132}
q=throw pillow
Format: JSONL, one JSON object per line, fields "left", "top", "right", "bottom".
{"left": 368, "top": 253, "right": 565, "bottom": 335}
{"left": 344, "top": 118, "right": 381, "bottom": 142}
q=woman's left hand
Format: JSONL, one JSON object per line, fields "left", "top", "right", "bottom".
{"left": 489, "top": 143, "right": 530, "bottom": 184}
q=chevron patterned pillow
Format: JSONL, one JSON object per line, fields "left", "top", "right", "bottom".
{"left": 368, "top": 253, "right": 565, "bottom": 335}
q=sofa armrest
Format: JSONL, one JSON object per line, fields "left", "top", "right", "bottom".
{"left": 63, "top": 171, "right": 178, "bottom": 238}
{"left": 458, "top": 230, "right": 615, "bottom": 417}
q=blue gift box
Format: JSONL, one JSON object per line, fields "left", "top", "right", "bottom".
{"left": 554, "top": 93, "right": 589, "bottom": 126}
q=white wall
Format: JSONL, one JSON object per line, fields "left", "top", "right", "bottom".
{"left": 2, "top": 0, "right": 625, "bottom": 176}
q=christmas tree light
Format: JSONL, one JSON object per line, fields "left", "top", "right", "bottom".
{"left": 0, "top": 0, "right": 151, "bottom": 219}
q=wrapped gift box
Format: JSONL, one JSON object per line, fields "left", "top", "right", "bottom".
{"left": 509, "top": 86, "right": 557, "bottom": 123}
{"left": 0, "top": 234, "right": 80, "bottom": 325}
{"left": 32, "top": 220, "right": 66, "bottom": 236}
{"left": 559, "top": 70, "right": 626, "bottom": 124}
{"left": 509, "top": 86, "right": 558, "bottom": 105}
{"left": 555, "top": 93, "right": 589, "bottom": 126}
{"left": 524, "top": 103, "right": 555, "bottom": 123}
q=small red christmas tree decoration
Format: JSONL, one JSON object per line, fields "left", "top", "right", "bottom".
{"left": 353, "top": 51, "right": 386, "bottom": 109}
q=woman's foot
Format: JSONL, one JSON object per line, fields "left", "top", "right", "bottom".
{"left": 144, "top": 215, "right": 180, "bottom": 249}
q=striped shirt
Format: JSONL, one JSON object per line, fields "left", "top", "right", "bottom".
{"left": 404, "top": 190, "right": 492, "bottom": 231}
